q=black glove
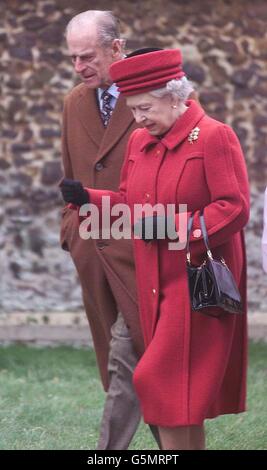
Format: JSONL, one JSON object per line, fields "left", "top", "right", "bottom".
{"left": 133, "top": 215, "right": 178, "bottom": 243}
{"left": 59, "top": 178, "right": 89, "bottom": 206}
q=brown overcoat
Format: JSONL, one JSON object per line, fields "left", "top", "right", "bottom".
{"left": 60, "top": 83, "right": 142, "bottom": 390}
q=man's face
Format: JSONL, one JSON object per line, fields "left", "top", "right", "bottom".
{"left": 67, "top": 27, "right": 120, "bottom": 88}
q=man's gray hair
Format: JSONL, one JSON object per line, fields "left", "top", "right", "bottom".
{"left": 65, "top": 10, "right": 121, "bottom": 48}
{"left": 150, "top": 77, "right": 194, "bottom": 103}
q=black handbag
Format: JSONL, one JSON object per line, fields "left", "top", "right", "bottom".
{"left": 186, "top": 212, "right": 243, "bottom": 316}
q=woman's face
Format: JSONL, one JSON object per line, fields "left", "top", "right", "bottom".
{"left": 126, "top": 92, "right": 179, "bottom": 136}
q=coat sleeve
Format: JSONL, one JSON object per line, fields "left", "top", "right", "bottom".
{"left": 262, "top": 187, "right": 267, "bottom": 273}
{"left": 175, "top": 123, "right": 250, "bottom": 254}
{"left": 60, "top": 97, "right": 76, "bottom": 251}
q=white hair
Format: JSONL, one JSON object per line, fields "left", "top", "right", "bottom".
{"left": 150, "top": 76, "right": 194, "bottom": 102}
{"left": 65, "top": 10, "right": 122, "bottom": 48}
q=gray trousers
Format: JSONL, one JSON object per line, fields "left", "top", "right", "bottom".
{"left": 96, "top": 312, "right": 161, "bottom": 450}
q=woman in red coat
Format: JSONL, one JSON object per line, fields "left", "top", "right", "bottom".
{"left": 60, "top": 49, "right": 250, "bottom": 450}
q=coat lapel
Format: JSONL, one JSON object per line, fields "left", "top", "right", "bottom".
{"left": 75, "top": 86, "right": 104, "bottom": 147}
{"left": 140, "top": 100, "right": 205, "bottom": 153}
{"left": 161, "top": 100, "right": 205, "bottom": 150}
{"left": 95, "top": 94, "right": 135, "bottom": 163}
{"left": 74, "top": 85, "right": 135, "bottom": 163}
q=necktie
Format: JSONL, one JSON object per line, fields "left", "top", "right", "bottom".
{"left": 100, "top": 90, "right": 113, "bottom": 127}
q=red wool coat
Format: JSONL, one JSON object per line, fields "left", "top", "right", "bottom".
{"left": 85, "top": 100, "right": 250, "bottom": 426}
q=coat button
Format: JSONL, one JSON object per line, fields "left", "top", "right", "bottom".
{"left": 95, "top": 162, "right": 104, "bottom": 171}
{"left": 193, "top": 229, "right": 202, "bottom": 238}
{"left": 152, "top": 288, "right": 156, "bottom": 295}
{"left": 155, "top": 150, "right": 160, "bottom": 156}
{"left": 145, "top": 192, "right": 150, "bottom": 200}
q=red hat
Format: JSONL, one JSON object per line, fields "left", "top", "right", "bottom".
{"left": 109, "top": 49, "right": 185, "bottom": 96}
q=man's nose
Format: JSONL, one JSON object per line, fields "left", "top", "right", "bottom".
{"left": 74, "top": 57, "right": 86, "bottom": 73}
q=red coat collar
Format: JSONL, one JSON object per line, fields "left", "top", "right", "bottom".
{"left": 140, "top": 100, "right": 205, "bottom": 152}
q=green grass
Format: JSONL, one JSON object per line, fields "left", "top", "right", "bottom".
{"left": 0, "top": 342, "right": 266, "bottom": 450}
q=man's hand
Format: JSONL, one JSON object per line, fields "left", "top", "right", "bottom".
{"left": 59, "top": 178, "right": 89, "bottom": 206}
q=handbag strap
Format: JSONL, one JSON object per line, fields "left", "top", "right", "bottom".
{"left": 199, "top": 212, "right": 213, "bottom": 260}
{"left": 186, "top": 214, "right": 194, "bottom": 263}
{"left": 186, "top": 213, "right": 194, "bottom": 257}
{"left": 186, "top": 211, "right": 214, "bottom": 263}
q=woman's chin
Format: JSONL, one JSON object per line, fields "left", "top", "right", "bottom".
{"left": 146, "top": 125, "right": 157, "bottom": 134}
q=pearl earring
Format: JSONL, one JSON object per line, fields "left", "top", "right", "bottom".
{"left": 172, "top": 105, "right": 177, "bottom": 109}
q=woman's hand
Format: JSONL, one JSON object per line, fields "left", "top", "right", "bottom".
{"left": 133, "top": 215, "right": 178, "bottom": 242}
{"left": 59, "top": 178, "right": 89, "bottom": 206}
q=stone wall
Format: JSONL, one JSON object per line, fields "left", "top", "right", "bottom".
{"left": 0, "top": 0, "right": 266, "bottom": 316}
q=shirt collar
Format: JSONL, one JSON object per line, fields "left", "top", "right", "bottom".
{"left": 140, "top": 100, "right": 205, "bottom": 152}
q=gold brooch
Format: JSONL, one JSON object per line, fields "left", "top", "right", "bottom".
{"left": 188, "top": 127, "right": 200, "bottom": 144}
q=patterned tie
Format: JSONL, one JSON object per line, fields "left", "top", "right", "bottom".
{"left": 100, "top": 90, "right": 113, "bottom": 127}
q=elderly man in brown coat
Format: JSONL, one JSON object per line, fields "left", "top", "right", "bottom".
{"left": 60, "top": 10, "right": 161, "bottom": 449}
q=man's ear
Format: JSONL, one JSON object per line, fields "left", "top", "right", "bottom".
{"left": 111, "top": 38, "right": 124, "bottom": 59}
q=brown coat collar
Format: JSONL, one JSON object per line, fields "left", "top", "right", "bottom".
{"left": 74, "top": 85, "right": 134, "bottom": 163}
